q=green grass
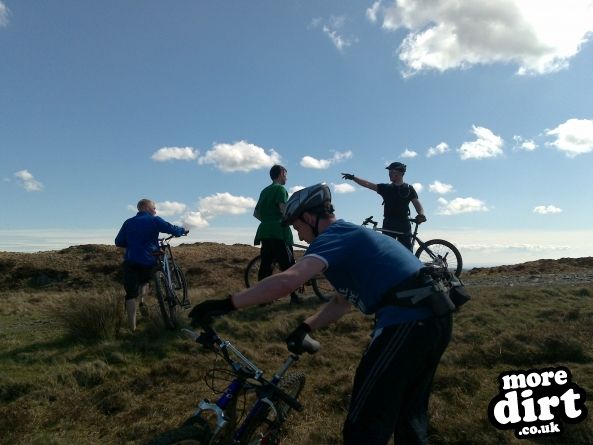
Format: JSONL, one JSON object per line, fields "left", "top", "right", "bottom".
{"left": 1, "top": 284, "right": 592, "bottom": 444}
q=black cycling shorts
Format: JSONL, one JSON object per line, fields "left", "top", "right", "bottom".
{"left": 122, "top": 262, "right": 154, "bottom": 300}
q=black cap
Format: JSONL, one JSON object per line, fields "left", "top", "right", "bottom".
{"left": 385, "top": 162, "right": 406, "bottom": 172}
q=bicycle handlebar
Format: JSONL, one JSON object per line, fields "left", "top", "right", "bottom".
{"left": 362, "top": 216, "right": 377, "bottom": 227}
{"left": 301, "top": 334, "right": 321, "bottom": 354}
{"left": 160, "top": 232, "right": 188, "bottom": 243}
{"left": 187, "top": 319, "right": 319, "bottom": 356}
{"left": 362, "top": 215, "right": 421, "bottom": 226}
{"left": 183, "top": 324, "right": 313, "bottom": 412}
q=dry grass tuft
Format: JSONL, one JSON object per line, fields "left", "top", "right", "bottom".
{"left": 48, "top": 292, "right": 126, "bottom": 342}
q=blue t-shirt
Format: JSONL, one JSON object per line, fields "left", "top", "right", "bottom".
{"left": 115, "top": 212, "right": 186, "bottom": 266}
{"left": 305, "top": 220, "right": 432, "bottom": 327}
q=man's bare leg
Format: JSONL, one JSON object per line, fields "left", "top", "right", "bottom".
{"left": 125, "top": 299, "right": 137, "bottom": 331}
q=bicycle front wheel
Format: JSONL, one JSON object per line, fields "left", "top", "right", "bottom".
{"left": 244, "top": 255, "right": 261, "bottom": 288}
{"left": 147, "top": 420, "right": 210, "bottom": 445}
{"left": 244, "top": 256, "right": 282, "bottom": 288}
{"left": 172, "top": 264, "right": 189, "bottom": 307}
{"left": 311, "top": 275, "right": 332, "bottom": 303}
{"left": 415, "top": 239, "right": 463, "bottom": 277}
{"left": 154, "top": 270, "right": 179, "bottom": 329}
{"left": 241, "top": 371, "right": 306, "bottom": 445}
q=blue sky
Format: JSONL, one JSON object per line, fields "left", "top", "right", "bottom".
{"left": 1, "top": 0, "right": 593, "bottom": 267}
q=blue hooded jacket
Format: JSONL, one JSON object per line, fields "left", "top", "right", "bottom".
{"left": 115, "top": 212, "right": 186, "bottom": 266}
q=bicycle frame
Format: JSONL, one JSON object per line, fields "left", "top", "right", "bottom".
{"left": 362, "top": 216, "right": 424, "bottom": 251}
{"left": 183, "top": 329, "right": 303, "bottom": 444}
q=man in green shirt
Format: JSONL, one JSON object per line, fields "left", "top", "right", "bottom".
{"left": 253, "top": 164, "right": 301, "bottom": 304}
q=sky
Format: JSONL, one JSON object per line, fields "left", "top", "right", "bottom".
{"left": 1, "top": 0, "right": 593, "bottom": 267}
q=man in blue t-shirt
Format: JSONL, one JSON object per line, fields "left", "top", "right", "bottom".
{"left": 115, "top": 199, "right": 188, "bottom": 331}
{"left": 189, "top": 184, "right": 453, "bottom": 445}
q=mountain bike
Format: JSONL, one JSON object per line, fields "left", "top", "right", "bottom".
{"left": 244, "top": 244, "right": 333, "bottom": 302}
{"left": 147, "top": 318, "right": 320, "bottom": 445}
{"left": 151, "top": 235, "right": 190, "bottom": 329}
{"left": 362, "top": 216, "right": 463, "bottom": 276}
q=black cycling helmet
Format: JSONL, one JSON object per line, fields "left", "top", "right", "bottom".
{"left": 386, "top": 161, "right": 407, "bottom": 172}
{"left": 282, "top": 183, "right": 332, "bottom": 226}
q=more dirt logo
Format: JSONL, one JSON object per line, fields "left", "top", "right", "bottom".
{"left": 487, "top": 366, "right": 587, "bottom": 439}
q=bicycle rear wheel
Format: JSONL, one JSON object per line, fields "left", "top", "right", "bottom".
{"left": 154, "top": 270, "right": 179, "bottom": 329}
{"left": 415, "top": 239, "right": 463, "bottom": 277}
{"left": 311, "top": 275, "right": 332, "bottom": 303}
{"left": 240, "top": 372, "right": 306, "bottom": 445}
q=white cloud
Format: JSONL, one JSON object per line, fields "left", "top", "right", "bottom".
{"left": 332, "top": 183, "right": 356, "bottom": 194}
{"left": 458, "top": 126, "right": 504, "bottom": 160}
{"left": 401, "top": 149, "right": 417, "bottom": 158}
{"left": 181, "top": 211, "right": 209, "bottom": 229}
{"left": 198, "top": 192, "right": 257, "bottom": 218}
{"left": 429, "top": 180, "right": 454, "bottom": 194}
{"left": 534, "top": 205, "right": 562, "bottom": 214}
{"left": 300, "top": 150, "right": 353, "bottom": 170}
{"left": 545, "top": 118, "right": 593, "bottom": 157}
{"left": 151, "top": 146, "right": 198, "bottom": 162}
{"left": 313, "top": 16, "right": 357, "bottom": 52}
{"left": 412, "top": 182, "right": 423, "bottom": 193}
{"left": 368, "top": 0, "right": 593, "bottom": 77}
{"left": 289, "top": 185, "right": 305, "bottom": 195}
{"left": 460, "top": 243, "right": 570, "bottom": 253}
{"left": 301, "top": 156, "right": 330, "bottom": 169}
{"left": 366, "top": 1, "right": 382, "bottom": 23}
{"left": 198, "top": 140, "right": 281, "bottom": 172}
{"left": 14, "top": 170, "right": 43, "bottom": 192}
{"left": 156, "top": 201, "right": 187, "bottom": 217}
{"left": 180, "top": 192, "right": 256, "bottom": 229}
{"left": 437, "top": 197, "right": 489, "bottom": 215}
{"left": 513, "top": 135, "right": 538, "bottom": 151}
{"left": 426, "top": 142, "right": 450, "bottom": 158}
{"left": 0, "top": 2, "right": 9, "bottom": 27}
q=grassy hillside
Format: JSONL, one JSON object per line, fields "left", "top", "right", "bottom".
{"left": 1, "top": 244, "right": 592, "bottom": 444}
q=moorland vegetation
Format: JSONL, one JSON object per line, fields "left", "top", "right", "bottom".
{"left": 1, "top": 243, "right": 592, "bottom": 444}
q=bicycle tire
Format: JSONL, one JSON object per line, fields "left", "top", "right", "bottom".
{"left": 240, "top": 371, "right": 306, "bottom": 445}
{"left": 154, "top": 270, "right": 179, "bottom": 330}
{"left": 415, "top": 239, "right": 463, "bottom": 277}
{"left": 311, "top": 275, "right": 332, "bottom": 303}
{"left": 274, "top": 371, "right": 305, "bottom": 420}
{"left": 244, "top": 255, "right": 262, "bottom": 288}
{"left": 146, "top": 421, "right": 210, "bottom": 445}
{"left": 172, "top": 264, "right": 189, "bottom": 307}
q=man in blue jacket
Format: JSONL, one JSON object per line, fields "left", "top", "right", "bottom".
{"left": 115, "top": 199, "right": 188, "bottom": 331}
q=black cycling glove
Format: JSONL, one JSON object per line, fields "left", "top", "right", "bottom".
{"left": 189, "top": 296, "right": 236, "bottom": 327}
{"left": 341, "top": 173, "right": 355, "bottom": 180}
{"left": 285, "top": 322, "right": 312, "bottom": 354}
